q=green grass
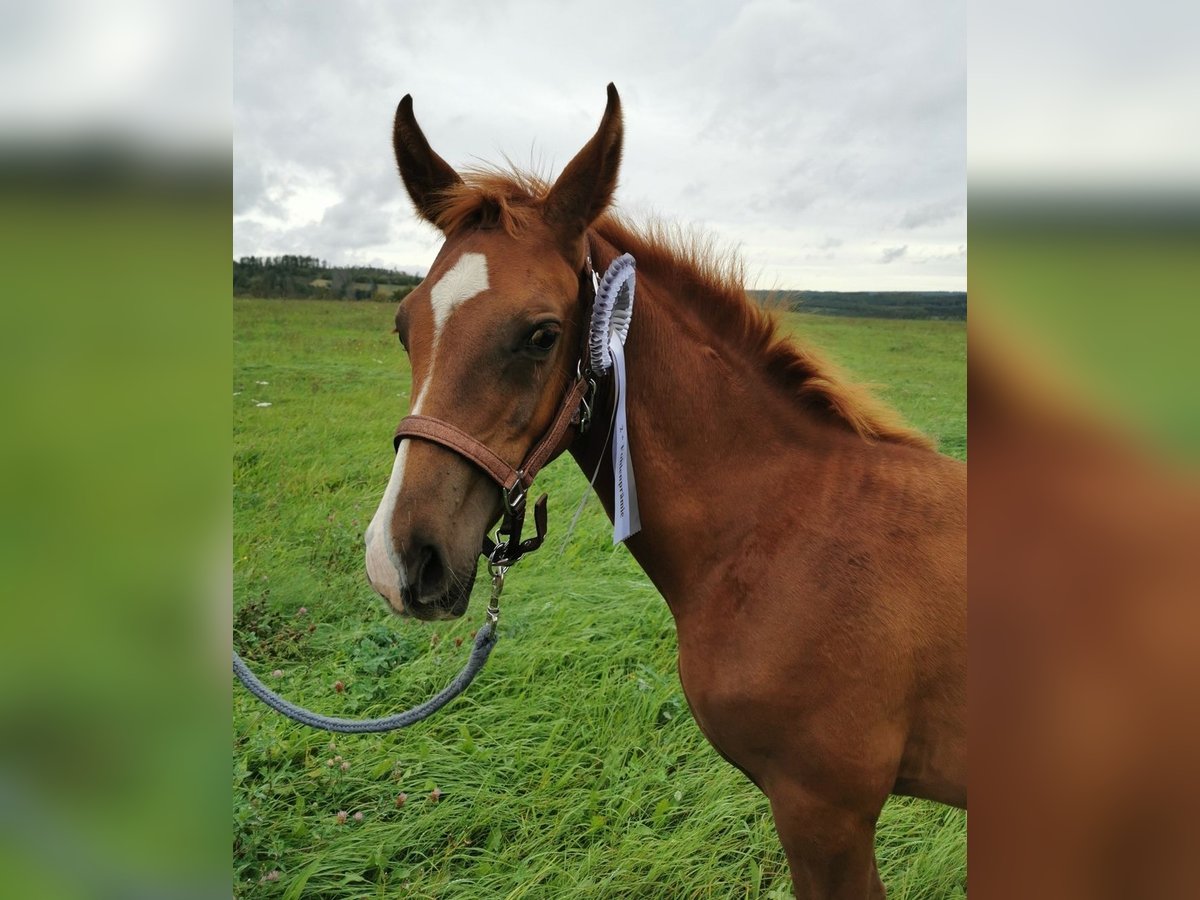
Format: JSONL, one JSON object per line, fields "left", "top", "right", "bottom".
{"left": 233, "top": 298, "right": 966, "bottom": 898}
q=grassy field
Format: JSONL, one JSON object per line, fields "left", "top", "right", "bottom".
{"left": 233, "top": 298, "right": 966, "bottom": 898}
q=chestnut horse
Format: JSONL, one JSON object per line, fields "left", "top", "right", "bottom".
{"left": 364, "top": 85, "right": 966, "bottom": 898}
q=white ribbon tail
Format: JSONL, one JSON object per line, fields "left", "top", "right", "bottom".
{"left": 609, "top": 336, "right": 640, "bottom": 544}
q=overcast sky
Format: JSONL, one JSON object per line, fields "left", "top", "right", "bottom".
{"left": 233, "top": 0, "right": 964, "bottom": 291}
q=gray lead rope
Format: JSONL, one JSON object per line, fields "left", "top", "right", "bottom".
{"left": 233, "top": 572, "right": 504, "bottom": 734}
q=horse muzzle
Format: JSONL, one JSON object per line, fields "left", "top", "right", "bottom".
{"left": 364, "top": 522, "right": 478, "bottom": 620}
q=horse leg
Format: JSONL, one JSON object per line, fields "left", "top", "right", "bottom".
{"left": 767, "top": 783, "right": 886, "bottom": 899}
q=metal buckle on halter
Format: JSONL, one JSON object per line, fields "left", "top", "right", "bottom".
{"left": 575, "top": 361, "right": 598, "bottom": 436}
{"left": 486, "top": 526, "right": 507, "bottom": 564}
{"left": 503, "top": 477, "right": 527, "bottom": 517}
{"left": 488, "top": 477, "right": 527, "bottom": 570}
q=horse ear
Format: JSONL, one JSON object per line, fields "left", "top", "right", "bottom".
{"left": 544, "top": 83, "right": 624, "bottom": 252}
{"left": 393, "top": 95, "right": 463, "bottom": 228}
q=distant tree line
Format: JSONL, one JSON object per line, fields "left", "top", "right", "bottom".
{"left": 232, "top": 258, "right": 963, "bottom": 318}
{"left": 748, "top": 290, "right": 966, "bottom": 320}
{"left": 233, "top": 255, "right": 424, "bottom": 301}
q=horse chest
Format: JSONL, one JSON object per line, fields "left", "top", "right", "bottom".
{"left": 674, "top": 635, "right": 778, "bottom": 779}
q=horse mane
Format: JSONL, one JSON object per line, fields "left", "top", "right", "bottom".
{"left": 431, "top": 166, "right": 934, "bottom": 450}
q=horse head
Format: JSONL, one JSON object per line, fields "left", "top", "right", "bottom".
{"left": 364, "top": 85, "right": 623, "bottom": 620}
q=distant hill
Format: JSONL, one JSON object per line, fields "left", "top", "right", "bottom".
{"left": 233, "top": 255, "right": 423, "bottom": 301}
{"left": 748, "top": 290, "right": 966, "bottom": 320}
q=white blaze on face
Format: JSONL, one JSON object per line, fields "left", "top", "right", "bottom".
{"left": 363, "top": 386, "right": 423, "bottom": 604}
{"left": 364, "top": 252, "right": 490, "bottom": 606}
{"left": 430, "top": 252, "right": 490, "bottom": 347}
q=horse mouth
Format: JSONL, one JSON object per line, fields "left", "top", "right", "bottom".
{"left": 396, "top": 568, "right": 476, "bottom": 621}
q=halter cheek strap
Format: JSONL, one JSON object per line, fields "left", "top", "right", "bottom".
{"left": 391, "top": 254, "right": 600, "bottom": 568}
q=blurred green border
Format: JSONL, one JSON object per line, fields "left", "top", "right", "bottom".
{"left": 972, "top": 198, "right": 1200, "bottom": 455}
{"left": 0, "top": 162, "right": 231, "bottom": 895}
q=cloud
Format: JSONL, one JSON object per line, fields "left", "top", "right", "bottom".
{"left": 899, "top": 198, "right": 965, "bottom": 230}
{"left": 233, "top": 0, "right": 965, "bottom": 290}
{"left": 913, "top": 244, "right": 967, "bottom": 265}
{"left": 880, "top": 245, "right": 909, "bottom": 264}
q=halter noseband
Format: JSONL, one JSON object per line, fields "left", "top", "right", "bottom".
{"left": 391, "top": 251, "right": 600, "bottom": 571}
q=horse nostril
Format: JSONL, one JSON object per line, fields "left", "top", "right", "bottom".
{"left": 412, "top": 542, "right": 446, "bottom": 600}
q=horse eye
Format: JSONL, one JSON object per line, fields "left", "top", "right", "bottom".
{"left": 525, "top": 323, "right": 561, "bottom": 354}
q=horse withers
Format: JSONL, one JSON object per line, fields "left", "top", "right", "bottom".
{"left": 364, "top": 84, "right": 966, "bottom": 898}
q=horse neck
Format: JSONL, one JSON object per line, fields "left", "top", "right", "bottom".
{"left": 568, "top": 248, "right": 876, "bottom": 617}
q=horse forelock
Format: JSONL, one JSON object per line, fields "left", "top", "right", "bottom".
{"left": 430, "top": 167, "right": 551, "bottom": 238}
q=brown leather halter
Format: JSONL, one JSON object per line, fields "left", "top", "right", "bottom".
{"left": 392, "top": 254, "right": 600, "bottom": 570}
